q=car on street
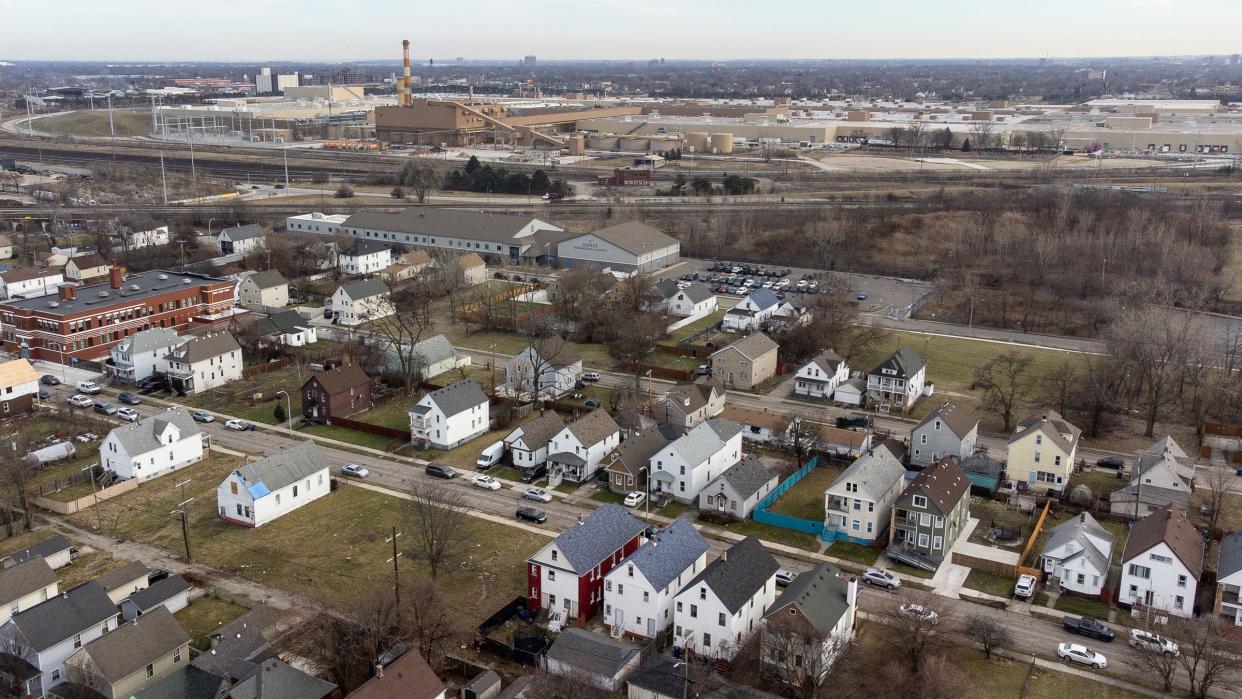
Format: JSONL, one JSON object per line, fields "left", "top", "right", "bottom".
{"left": 117, "top": 392, "right": 142, "bottom": 405}
{"left": 471, "top": 474, "right": 502, "bottom": 490}
{"left": 68, "top": 394, "right": 95, "bottom": 409}
{"left": 899, "top": 603, "right": 940, "bottom": 624}
{"left": 623, "top": 491, "right": 646, "bottom": 507}
{"left": 76, "top": 381, "right": 102, "bottom": 395}
{"left": 116, "top": 408, "right": 140, "bottom": 422}
{"left": 1057, "top": 643, "right": 1107, "bottom": 669}
{"left": 37, "top": 390, "right": 50, "bottom": 400}
{"left": 523, "top": 487, "right": 553, "bottom": 503}
{"left": 190, "top": 411, "right": 214, "bottom": 423}
{"left": 861, "top": 568, "right": 900, "bottom": 590}
{"left": 1062, "top": 616, "right": 1116, "bottom": 642}
{"left": 224, "top": 419, "right": 253, "bottom": 432}
{"left": 341, "top": 464, "right": 370, "bottom": 478}
{"left": 516, "top": 507, "right": 547, "bottom": 523}
{"left": 425, "top": 463, "right": 456, "bottom": 479}
{"left": 582, "top": 371, "right": 601, "bottom": 382}
{"left": 139, "top": 377, "right": 165, "bottom": 391}
{"left": 775, "top": 569, "right": 797, "bottom": 587}
{"left": 1014, "top": 574, "right": 1037, "bottom": 598}
{"left": 1129, "top": 629, "right": 1179, "bottom": 655}
{"left": 40, "top": 375, "right": 60, "bottom": 386}
{"left": 837, "top": 414, "right": 873, "bottom": 429}
{"left": 855, "top": 291, "right": 869, "bottom": 301}
{"left": 1096, "top": 457, "right": 1125, "bottom": 470}
{"left": 93, "top": 402, "right": 117, "bottom": 416}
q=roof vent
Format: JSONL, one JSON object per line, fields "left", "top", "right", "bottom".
{"left": 49, "top": 301, "right": 59, "bottom": 308}
{"left": 98, "top": 291, "right": 109, "bottom": 297}
{"left": 129, "top": 284, "right": 140, "bottom": 291}
{"left": 182, "top": 278, "right": 192, "bottom": 284}
{"left": 158, "top": 274, "right": 169, "bottom": 280}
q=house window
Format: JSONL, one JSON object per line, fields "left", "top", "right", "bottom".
{"left": 551, "top": 550, "right": 558, "bottom": 561}
{"left": 230, "top": 482, "right": 238, "bottom": 495}
{"left": 1128, "top": 564, "right": 1151, "bottom": 580}
{"left": 677, "top": 601, "right": 682, "bottom": 612}
{"left": 918, "top": 533, "right": 930, "bottom": 547}
{"left": 703, "top": 633, "right": 712, "bottom": 647}
{"left": 1035, "top": 435, "right": 1042, "bottom": 445}
{"left": 1177, "top": 575, "right": 1188, "bottom": 588}
{"left": 146, "top": 664, "right": 155, "bottom": 678}
{"left": 606, "top": 604, "right": 612, "bottom": 616}
{"left": 1034, "top": 451, "right": 1041, "bottom": 463}
{"left": 1176, "top": 596, "right": 1185, "bottom": 609}
{"left": 1151, "top": 554, "right": 1172, "bottom": 564}
{"left": 700, "top": 587, "right": 707, "bottom": 600}
{"left": 690, "top": 604, "right": 698, "bottom": 618}
{"left": 174, "top": 648, "right": 182, "bottom": 663}
{"left": 618, "top": 584, "right": 624, "bottom": 594}
{"left": 933, "top": 536, "right": 943, "bottom": 550}
{"left": 74, "top": 633, "right": 82, "bottom": 648}
{"left": 718, "top": 612, "right": 726, "bottom": 626}
{"left": 912, "top": 495, "right": 927, "bottom": 508}
{"left": 920, "top": 434, "right": 927, "bottom": 445}
{"left": 52, "top": 669, "right": 61, "bottom": 682}
{"left": 548, "top": 570, "right": 556, "bottom": 581}
{"left": 606, "top": 580, "right": 612, "bottom": 591}
{"left": 919, "top": 513, "right": 931, "bottom": 526}
{"left": 643, "top": 591, "right": 649, "bottom": 602}
{"left": 275, "top": 494, "right": 281, "bottom": 505}
{"left": 293, "top": 485, "right": 298, "bottom": 497}
{"left": 867, "top": 522, "right": 874, "bottom": 533}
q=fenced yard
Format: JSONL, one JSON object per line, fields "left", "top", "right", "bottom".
{"left": 765, "top": 463, "right": 844, "bottom": 521}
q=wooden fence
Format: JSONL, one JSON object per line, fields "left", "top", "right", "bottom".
{"left": 951, "top": 551, "right": 1017, "bottom": 578}
{"left": 1204, "top": 421, "right": 1242, "bottom": 437}
{"left": 242, "top": 357, "right": 291, "bottom": 379}
{"left": 326, "top": 417, "right": 410, "bottom": 442}
{"left": 34, "top": 478, "right": 138, "bottom": 515}
{"left": 1014, "top": 499, "right": 1053, "bottom": 579}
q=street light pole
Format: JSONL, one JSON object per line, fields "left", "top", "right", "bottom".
{"left": 207, "top": 217, "right": 217, "bottom": 239}
{"left": 275, "top": 390, "right": 292, "bottom": 435}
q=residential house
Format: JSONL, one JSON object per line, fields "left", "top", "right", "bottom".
{"left": 711, "top": 333, "right": 779, "bottom": 391}
{"left": 409, "top": 379, "right": 489, "bottom": 450}
{"left": 506, "top": 338, "right": 583, "bottom": 399}
{"left": 340, "top": 240, "right": 393, "bottom": 275}
{"left": 544, "top": 629, "right": 641, "bottom": 692}
{"left": 120, "top": 575, "right": 191, "bottom": 621}
{"left": 650, "top": 418, "right": 744, "bottom": 503}
{"left": 1040, "top": 512, "right": 1115, "bottom": 597}
{"left": 504, "top": 411, "right": 567, "bottom": 472}
{"left": 761, "top": 564, "right": 858, "bottom": 685}
{"left": 604, "top": 518, "right": 710, "bottom": 639}
{"left": 1006, "top": 410, "right": 1081, "bottom": 493}
{"left": 654, "top": 380, "right": 726, "bottom": 433}
{"left": 888, "top": 457, "right": 971, "bottom": 560}
{"left": 626, "top": 654, "right": 783, "bottom": 699}
{"left": 668, "top": 285, "right": 717, "bottom": 318}
{"left": 1119, "top": 505, "right": 1204, "bottom": 618}
{"left": 720, "top": 405, "right": 786, "bottom": 445}
{"left": 548, "top": 408, "right": 622, "bottom": 484}
{"left": 410, "top": 334, "right": 461, "bottom": 380}
{"left": 347, "top": 647, "right": 447, "bottom": 699}
{"left": 812, "top": 424, "right": 873, "bottom": 459}
{"left": 285, "top": 232, "right": 340, "bottom": 270}
{"left": 526, "top": 504, "right": 647, "bottom": 620}
{"left": 699, "top": 454, "right": 778, "bottom": 519}
{"left": 1214, "top": 532, "right": 1242, "bottom": 627}
{"left": 455, "top": 252, "right": 487, "bottom": 285}
{"left": 604, "top": 428, "right": 673, "bottom": 495}
{"left": 331, "top": 278, "right": 395, "bottom": 326}
{"left": 0, "top": 558, "right": 57, "bottom": 625}
{"left": 794, "top": 350, "right": 848, "bottom": 400}
{"left": 673, "top": 537, "right": 779, "bottom": 661}
{"left": 64, "top": 253, "right": 110, "bottom": 283}
{"left": 188, "top": 606, "right": 279, "bottom": 682}
{"left": 114, "top": 225, "right": 169, "bottom": 251}
{"left": 250, "top": 309, "right": 318, "bottom": 347}
{"left": 1, "top": 535, "right": 73, "bottom": 570}
{"left": 910, "top": 402, "right": 979, "bottom": 467}
{"left": 301, "top": 364, "right": 372, "bottom": 424}
{"left": 767, "top": 298, "right": 810, "bottom": 330}
{"left": 100, "top": 407, "right": 205, "bottom": 482}
{"left": 0, "top": 358, "right": 38, "bottom": 417}
{"left": 217, "top": 224, "right": 266, "bottom": 255}
{"left": 97, "top": 561, "right": 151, "bottom": 605}
{"left": 640, "top": 279, "right": 680, "bottom": 313}
{"left": 833, "top": 377, "right": 866, "bottom": 406}
{"left": 865, "top": 347, "right": 927, "bottom": 412}
{"left": 217, "top": 657, "right": 337, "bottom": 699}
{"left": 378, "top": 262, "right": 420, "bottom": 284}
{"left": 216, "top": 441, "right": 332, "bottom": 528}
{"left": 1110, "top": 436, "right": 1197, "bottom": 519}
{"left": 0, "top": 581, "right": 119, "bottom": 695}
{"left": 237, "top": 269, "right": 288, "bottom": 311}
{"left": 164, "top": 332, "right": 243, "bottom": 395}
{"left": 106, "top": 328, "right": 181, "bottom": 383}
{"left": 63, "top": 607, "right": 190, "bottom": 699}
{"left": 722, "top": 289, "right": 780, "bottom": 332}
{"left": 0, "top": 267, "right": 64, "bottom": 299}
{"left": 823, "top": 448, "right": 907, "bottom": 544}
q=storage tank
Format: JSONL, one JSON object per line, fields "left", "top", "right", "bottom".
{"left": 588, "top": 135, "right": 620, "bottom": 151}
{"left": 566, "top": 135, "right": 586, "bottom": 156}
{"left": 685, "top": 132, "right": 710, "bottom": 152}
{"left": 620, "top": 137, "right": 648, "bottom": 152}
{"left": 710, "top": 133, "right": 734, "bottom": 154}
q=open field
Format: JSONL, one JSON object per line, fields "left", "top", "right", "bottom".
{"left": 766, "top": 464, "right": 843, "bottom": 521}
{"left": 34, "top": 109, "right": 154, "bottom": 137}
{"left": 174, "top": 595, "right": 250, "bottom": 650}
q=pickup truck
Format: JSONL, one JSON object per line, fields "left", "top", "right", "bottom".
{"left": 1062, "top": 616, "right": 1116, "bottom": 642}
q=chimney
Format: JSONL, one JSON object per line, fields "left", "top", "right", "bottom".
{"left": 1080, "top": 512, "right": 1086, "bottom": 523}
{"left": 720, "top": 550, "right": 728, "bottom": 562}
{"left": 401, "top": 40, "right": 412, "bottom": 107}
{"left": 375, "top": 663, "right": 384, "bottom": 680}
{"left": 58, "top": 284, "right": 76, "bottom": 301}
{"left": 109, "top": 264, "right": 122, "bottom": 290}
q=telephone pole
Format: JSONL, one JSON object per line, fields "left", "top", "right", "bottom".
{"left": 386, "top": 527, "right": 402, "bottom": 606}
{"left": 173, "top": 479, "right": 193, "bottom": 562}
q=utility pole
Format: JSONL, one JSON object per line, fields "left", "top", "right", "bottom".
{"left": 173, "top": 479, "right": 194, "bottom": 562}
{"left": 187, "top": 127, "right": 197, "bottom": 181}
{"left": 159, "top": 151, "right": 169, "bottom": 205}
{"left": 386, "top": 527, "right": 402, "bottom": 606}
{"left": 283, "top": 147, "right": 290, "bottom": 190}
{"left": 82, "top": 464, "right": 103, "bottom": 531}
{"left": 106, "top": 94, "right": 115, "bottom": 138}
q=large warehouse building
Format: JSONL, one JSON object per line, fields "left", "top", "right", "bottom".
{"left": 557, "top": 222, "right": 680, "bottom": 274}
{"left": 340, "top": 209, "right": 565, "bottom": 266}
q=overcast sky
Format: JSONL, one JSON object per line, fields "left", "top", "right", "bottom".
{"left": 4, "top": 0, "right": 1240, "bottom": 62}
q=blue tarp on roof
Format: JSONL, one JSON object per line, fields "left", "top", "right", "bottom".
{"left": 246, "top": 482, "right": 270, "bottom": 499}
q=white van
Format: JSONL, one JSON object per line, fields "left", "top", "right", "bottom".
{"left": 475, "top": 441, "right": 505, "bottom": 470}
{"left": 76, "top": 381, "right": 102, "bottom": 395}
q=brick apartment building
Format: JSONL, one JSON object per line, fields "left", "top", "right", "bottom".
{"left": 0, "top": 266, "right": 236, "bottom": 365}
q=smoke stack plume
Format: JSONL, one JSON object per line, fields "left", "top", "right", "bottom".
{"left": 401, "top": 39, "right": 412, "bottom": 107}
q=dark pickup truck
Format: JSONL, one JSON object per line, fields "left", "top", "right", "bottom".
{"left": 1062, "top": 616, "right": 1116, "bottom": 642}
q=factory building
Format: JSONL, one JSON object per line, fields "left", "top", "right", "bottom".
{"left": 341, "top": 209, "right": 564, "bottom": 266}
{"left": 556, "top": 221, "right": 680, "bottom": 274}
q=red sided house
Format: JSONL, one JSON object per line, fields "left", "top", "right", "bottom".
{"left": 527, "top": 504, "right": 646, "bottom": 621}
{"left": 301, "top": 364, "right": 373, "bottom": 424}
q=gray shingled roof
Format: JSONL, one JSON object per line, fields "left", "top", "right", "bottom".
{"left": 623, "top": 518, "right": 709, "bottom": 592}
{"left": 549, "top": 504, "right": 646, "bottom": 575}
{"left": 131, "top": 665, "right": 221, "bottom": 699}
{"left": 1111, "top": 483, "right": 1189, "bottom": 510}
{"left": 1010, "top": 410, "right": 1082, "bottom": 453}
{"left": 714, "top": 454, "right": 776, "bottom": 500}
{"left": 545, "top": 628, "right": 640, "bottom": 679}
{"left": 506, "top": 411, "right": 566, "bottom": 451}
{"left": 915, "top": 402, "right": 978, "bottom": 440}
{"left": 126, "top": 574, "right": 192, "bottom": 614}
{"left": 765, "top": 563, "right": 853, "bottom": 634}
{"left": 829, "top": 448, "right": 907, "bottom": 503}
{"left": 115, "top": 328, "right": 183, "bottom": 356}
{"left": 245, "top": 270, "right": 286, "bottom": 290}
{"left": 78, "top": 607, "right": 188, "bottom": 684}
{"left": 220, "top": 224, "right": 264, "bottom": 241}
{"left": 420, "top": 379, "right": 487, "bottom": 419}
{"left": 2, "top": 534, "right": 71, "bottom": 567}
{"left": 1220, "top": 532, "right": 1242, "bottom": 580}
{"left": 343, "top": 240, "right": 391, "bottom": 257}
{"left": 677, "top": 284, "right": 714, "bottom": 305}
{"left": 108, "top": 407, "right": 203, "bottom": 458}
{"left": 682, "top": 537, "right": 778, "bottom": 613}
{"left": 667, "top": 418, "right": 739, "bottom": 468}
{"left": 739, "top": 289, "right": 779, "bottom": 311}
{"left": 1042, "top": 512, "right": 1114, "bottom": 575}
{"left": 339, "top": 278, "right": 390, "bottom": 300}
{"left": 96, "top": 560, "right": 151, "bottom": 593}
{"left": 0, "top": 557, "right": 56, "bottom": 607}
{"left": 190, "top": 607, "right": 279, "bottom": 677}
{"left": 868, "top": 346, "right": 925, "bottom": 380}
{"left": 715, "top": 332, "right": 778, "bottom": 362}
{"left": 235, "top": 441, "right": 330, "bottom": 495}
{"left": 804, "top": 349, "right": 844, "bottom": 376}
{"left": 565, "top": 408, "right": 620, "bottom": 447}
{"left": 11, "top": 581, "right": 116, "bottom": 652}
{"left": 412, "top": 334, "right": 456, "bottom": 367}
{"left": 605, "top": 428, "right": 671, "bottom": 477}
{"left": 224, "top": 657, "right": 338, "bottom": 699}
{"left": 345, "top": 209, "right": 555, "bottom": 243}
{"left": 167, "top": 332, "right": 241, "bottom": 365}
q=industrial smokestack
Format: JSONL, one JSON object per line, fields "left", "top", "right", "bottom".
{"left": 401, "top": 39, "right": 412, "bottom": 107}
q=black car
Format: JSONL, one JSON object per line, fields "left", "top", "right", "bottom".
{"left": 40, "top": 375, "right": 60, "bottom": 386}
{"left": 1096, "top": 457, "right": 1125, "bottom": 470}
{"left": 837, "top": 414, "right": 873, "bottom": 429}
{"left": 516, "top": 507, "right": 547, "bottom": 523}
{"left": 93, "top": 402, "right": 117, "bottom": 416}
{"left": 520, "top": 465, "right": 548, "bottom": 484}
{"left": 117, "top": 392, "right": 142, "bottom": 405}
{"left": 147, "top": 568, "right": 170, "bottom": 584}
{"left": 1062, "top": 616, "right": 1116, "bottom": 642}
{"left": 38, "top": 389, "right": 50, "bottom": 400}
{"left": 139, "top": 377, "right": 165, "bottom": 391}
{"left": 425, "top": 463, "right": 456, "bottom": 479}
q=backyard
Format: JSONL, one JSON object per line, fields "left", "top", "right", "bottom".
{"left": 967, "top": 498, "right": 1041, "bottom": 551}
{"left": 174, "top": 595, "right": 251, "bottom": 649}
{"left": 766, "top": 464, "right": 844, "bottom": 521}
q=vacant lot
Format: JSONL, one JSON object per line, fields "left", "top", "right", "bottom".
{"left": 181, "top": 366, "right": 306, "bottom": 424}
{"left": 767, "top": 464, "right": 843, "bottom": 521}
{"left": 35, "top": 108, "right": 153, "bottom": 137}
{"left": 174, "top": 595, "right": 250, "bottom": 649}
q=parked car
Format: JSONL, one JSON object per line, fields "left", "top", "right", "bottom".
{"left": 523, "top": 487, "right": 553, "bottom": 503}
{"left": 93, "top": 402, "right": 117, "bottom": 416}
{"left": 68, "top": 394, "right": 95, "bottom": 409}
{"left": 1014, "top": 574, "right": 1037, "bottom": 598}
{"left": 139, "top": 377, "right": 165, "bottom": 391}
{"left": 899, "top": 603, "right": 939, "bottom": 624}
{"left": 471, "top": 474, "right": 502, "bottom": 491}
{"left": 1057, "top": 643, "right": 1107, "bottom": 669}
{"left": 520, "top": 465, "right": 547, "bottom": 484}
{"left": 1062, "top": 616, "right": 1116, "bottom": 642}
{"left": 190, "top": 410, "right": 214, "bottom": 423}
{"left": 695, "top": 364, "right": 710, "bottom": 376}
{"left": 425, "top": 463, "right": 456, "bottom": 479}
{"left": 147, "top": 569, "right": 170, "bottom": 584}
{"left": 623, "top": 491, "right": 646, "bottom": 507}
{"left": 855, "top": 291, "right": 869, "bottom": 301}
{"left": 775, "top": 569, "right": 797, "bottom": 587}
{"left": 37, "top": 390, "right": 50, "bottom": 400}
{"left": 117, "top": 392, "right": 142, "bottom": 405}
{"left": 582, "top": 371, "right": 601, "bottom": 382}
{"left": 837, "top": 414, "right": 873, "bottom": 429}
{"left": 224, "top": 419, "right": 253, "bottom": 432}
{"left": 1129, "top": 629, "right": 1179, "bottom": 655}
{"left": 475, "top": 441, "right": 505, "bottom": 469}
{"left": 40, "top": 375, "right": 60, "bottom": 386}
{"left": 116, "top": 408, "right": 139, "bottom": 422}
{"left": 341, "top": 464, "right": 370, "bottom": 478}
{"left": 862, "top": 568, "right": 900, "bottom": 590}
{"left": 516, "top": 507, "right": 547, "bottom": 523}
{"left": 1096, "top": 457, "right": 1125, "bottom": 470}
{"left": 76, "top": 381, "right": 102, "bottom": 395}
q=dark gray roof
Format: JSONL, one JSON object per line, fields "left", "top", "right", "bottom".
{"left": 78, "top": 607, "right": 188, "bottom": 684}
{"left": 548, "top": 504, "right": 646, "bottom": 575}
{"left": 0, "top": 557, "right": 56, "bottom": 606}
{"left": 221, "top": 224, "right": 265, "bottom": 241}
{"left": 235, "top": 441, "right": 330, "bottom": 494}
{"left": 914, "top": 402, "right": 979, "bottom": 440}
{"left": 565, "top": 408, "right": 621, "bottom": 447}
{"left": 2, "top": 533, "right": 71, "bottom": 566}
{"left": 191, "top": 607, "right": 279, "bottom": 678}
{"left": 960, "top": 453, "right": 1003, "bottom": 478}
{"left": 626, "top": 653, "right": 688, "bottom": 698}
{"left": 681, "top": 537, "right": 778, "bottom": 613}
{"left": 167, "top": 332, "right": 241, "bottom": 365}
{"left": 1042, "top": 512, "right": 1113, "bottom": 575}
{"left": 0, "top": 652, "right": 39, "bottom": 683}
{"left": 675, "top": 283, "right": 714, "bottom": 305}
{"left": 109, "top": 407, "right": 203, "bottom": 457}
{"left": 132, "top": 665, "right": 221, "bottom": 699}
{"left": 345, "top": 209, "right": 557, "bottom": 244}
{"left": 126, "top": 574, "right": 192, "bottom": 613}
{"left": 765, "top": 563, "right": 853, "bottom": 634}
{"left": 623, "top": 518, "right": 709, "bottom": 592}
{"left": 420, "top": 379, "right": 487, "bottom": 418}
{"left": 715, "top": 332, "right": 778, "bottom": 361}
{"left": 343, "top": 240, "right": 391, "bottom": 257}
{"left": 705, "top": 417, "right": 743, "bottom": 443}
{"left": 267, "top": 310, "right": 310, "bottom": 333}
{"left": 649, "top": 279, "right": 679, "bottom": 300}
{"left": 545, "top": 628, "right": 640, "bottom": 679}
{"left": 805, "top": 349, "right": 844, "bottom": 375}
{"left": 1220, "top": 532, "right": 1242, "bottom": 580}
{"left": 741, "top": 288, "right": 779, "bottom": 311}
{"left": 714, "top": 454, "right": 777, "bottom": 500}
{"left": 0, "top": 269, "right": 227, "bottom": 316}
{"left": 505, "top": 411, "right": 566, "bottom": 451}
{"left": 11, "top": 581, "right": 116, "bottom": 652}
{"left": 96, "top": 560, "right": 150, "bottom": 593}
{"left": 219, "top": 657, "right": 337, "bottom": 699}
{"left": 1111, "top": 483, "right": 1189, "bottom": 510}
{"left": 338, "top": 278, "right": 390, "bottom": 300}
{"left": 868, "top": 346, "right": 925, "bottom": 380}
{"left": 244, "top": 270, "right": 286, "bottom": 290}
{"left": 606, "top": 428, "right": 671, "bottom": 477}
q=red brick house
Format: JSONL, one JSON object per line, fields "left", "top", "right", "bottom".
{"left": 526, "top": 504, "right": 646, "bottom": 620}
{"left": 301, "top": 364, "right": 373, "bottom": 424}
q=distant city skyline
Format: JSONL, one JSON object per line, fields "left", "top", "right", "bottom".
{"left": 4, "top": 0, "right": 1241, "bottom": 62}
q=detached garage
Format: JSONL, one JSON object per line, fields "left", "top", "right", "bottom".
{"left": 556, "top": 221, "right": 680, "bottom": 274}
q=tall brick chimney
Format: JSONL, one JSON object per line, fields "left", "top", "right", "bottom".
{"left": 58, "top": 284, "right": 76, "bottom": 301}
{"left": 109, "top": 264, "right": 122, "bottom": 290}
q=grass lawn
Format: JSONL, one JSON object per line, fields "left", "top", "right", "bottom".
{"left": 701, "top": 516, "right": 821, "bottom": 552}
{"left": 967, "top": 499, "right": 1039, "bottom": 549}
{"left": 559, "top": 384, "right": 620, "bottom": 412}
{"left": 767, "top": 465, "right": 843, "bottom": 521}
{"left": 1054, "top": 593, "right": 1113, "bottom": 620}
{"left": 60, "top": 549, "right": 129, "bottom": 590}
{"left": 1223, "top": 222, "right": 1242, "bottom": 303}
{"left": 1067, "top": 468, "right": 1130, "bottom": 500}
{"left": 555, "top": 481, "right": 579, "bottom": 494}
{"left": 413, "top": 417, "right": 536, "bottom": 471}
{"left": 175, "top": 595, "right": 250, "bottom": 650}
{"left": 298, "top": 423, "right": 398, "bottom": 451}
{"left": 1034, "top": 591, "right": 1052, "bottom": 607}
{"left": 646, "top": 351, "right": 702, "bottom": 372}
{"left": 591, "top": 490, "right": 628, "bottom": 505}
{"left": 824, "top": 540, "right": 880, "bottom": 567}
{"left": 667, "top": 309, "right": 725, "bottom": 344}
{"left": 744, "top": 372, "right": 791, "bottom": 395}
{"left": 657, "top": 501, "right": 693, "bottom": 519}
{"left": 180, "top": 366, "right": 307, "bottom": 425}
{"left": 888, "top": 561, "right": 936, "bottom": 579}
{"left": 427, "top": 363, "right": 504, "bottom": 392}
{"left": 964, "top": 569, "right": 1016, "bottom": 598}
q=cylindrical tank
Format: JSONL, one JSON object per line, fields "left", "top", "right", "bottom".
{"left": 685, "top": 132, "right": 710, "bottom": 152}
{"left": 620, "top": 137, "right": 648, "bottom": 152}
{"left": 566, "top": 135, "right": 586, "bottom": 156}
{"left": 710, "top": 133, "right": 734, "bottom": 154}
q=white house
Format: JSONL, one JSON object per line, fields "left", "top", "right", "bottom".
{"left": 237, "top": 269, "right": 289, "bottom": 311}
{"left": 1111, "top": 436, "right": 1197, "bottom": 519}
{"left": 115, "top": 225, "right": 170, "bottom": 250}
{"left": 217, "top": 224, "right": 266, "bottom": 255}
{"left": 604, "top": 519, "right": 710, "bottom": 639}
{"left": 0, "top": 268, "right": 64, "bottom": 300}
{"left": 164, "top": 332, "right": 243, "bottom": 395}
{"left": 1119, "top": 505, "right": 1204, "bottom": 619}
{"left": 544, "top": 629, "right": 642, "bottom": 693}
{"left": 794, "top": 350, "right": 849, "bottom": 400}
{"left": 339, "top": 240, "right": 392, "bottom": 276}
{"left": 216, "top": 441, "right": 331, "bottom": 528}
{"left": 409, "top": 380, "right": 489, "bottom": 450}
{"left": 0, "top": 558, "right": 57, "bottom": 626}
{"left": 0, "top": 581, "right": 119, "bottom": 696}
{"left": 1040, "top": 512, "right": 1115, "bottom": 597}
{"left": 768, "top": 299, "right": 811, "bottom": 330}
{"left": 503, "top": 411, "right": 566, "bottom": 471}
{"left": 526, "top": 505, "right": 647, "bottom": 621}
{"left": 823, "top": 448, "right": 907, "bottom": 544}
{"left": 650, "top": 418, "right": 744, "bottom": 503}
{"left": 1, "top": 535, "right": 74, "bottom": 571}
{"left": 866, "top": 347, "right": 927, "bottom": 412}
{"left": 330, "top": 278, "right": 395, "bottom": 326}
{"left": 505, "top": 338, "right": 583, "bottom": 399}
{"left": 910, "top": 402, "right": 980, "bottom": 467}
{"left": 547, "top": 408, "right": 622, "bottom": 484}
{"left": 722, "top": 289, "right": 780, "bottom": 332}
{"left": 673, "top": 537, "right": 778, "bottom": 661}
{"left": 101, "top": 407, "right": 205, "bottom": 482}
{"left": 107, "top": 328, "right": 182, "bottom": 383}
{"left": 409, "top": 334, "right": 463, "bottom": 380}
{"left": 761, "top": 564, "right": 858, "bottom": 685}
{"left": 1215, "top": 533, "right": 1242, "bottom": 626}
{"left": 699, "top": 454, "right": 778, "bottom": 519}
{"left": 668, "top": 285, "right": 717, "bottom": 318}
{"left": 254, "top": 309, "right": 318, "bottom": 348}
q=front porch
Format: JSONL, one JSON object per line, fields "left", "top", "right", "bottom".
{"left": 548, "top": 452, "right": 590, "bottom": 484}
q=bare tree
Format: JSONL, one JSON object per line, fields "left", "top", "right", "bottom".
{"left": 404, "top": 481, "right": 473, "bottom": 579}
{"left": 398, "top": 161, "right": 439, "bottom": 203}
{"left": 1043, "top": 358, "right": 1078, "bottom": 417}
{"left": 614, "top": 274, "right": 654, "bottom": 313}
{"left": 974, "top": 352, "right": 1036, "bottom": 432}
{"left": 1134, "top": 630, "right": 1182, "bottom": 693}
{"left": 778, "top": 413, "right": 819, "bottom": 468}
{"left": 405, "top": 579, "right": 460, "bottom": 671}
{"left": 969, "top": 121, "right": 995, "bottom": 151}
{"left": 367, "top": 281, "right": 436, "bottom": 395}
{"left": 1109, "top": 307, "right": 1205, "bottom": 437}
{"left": 1072, "top": 354, "right": 1128, "bottom": 438}
{"left": 1176, "top": 617, "right": 1242, "bottom": 699}
{"left": 885, "top": 594, "right": 948, "bottom": 673}
{"left": 759, "top": 612, "right": 854, "bottom": 699}
{"left": 606, "top": 309, "right": 668, "bottom": 391}
{"left": 290, "top": 583, "right": 410, "bottom": 694}
{"left": 914, "top": 653, "right": 970, "bottom": 699}
{"left": 1198, "top": 465, "right": 1232, "bottom": 536}
{"left": 964, "top": 614, "right": 1012, "bottom": 660}
{"left": 0, "top": 439, "right": 37, "bottom": 532}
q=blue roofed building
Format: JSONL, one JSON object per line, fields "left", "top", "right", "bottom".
{"left": 216, "top": 441, "right": 331, "bottom": 528}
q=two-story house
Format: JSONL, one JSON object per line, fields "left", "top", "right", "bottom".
{"left": 0, "top": 358, "right": 38, "bottom": 417}
{"left": 217, "top": 441, "right": 331, "bottom": 528}
{"left": 64, "top": 253, "right": 111, "bottom": 283}
{"left": 1110, "top": 436, "right": 1197, "bottom": 519}
{"left": 794, "top": 350, "right": 848, "bottom": 400}
{"left": 330, "top": 279, "right": 395, "bottom": 326}
{"left": 699, "top": 454, "right": 778, "bottom": 519}
{"left": 865, "top": 347, "right": 926, "bottom": 413}
{"left": 0, "top": 267, "right": 64, "bottom": 300}
{"left": 668, "top": 285, "right": 718, "bottom": 318}
{"left": 409, "top": 379, "right": 489, "bottom": 450}
{"left": 654, "top": 381, "right": 726, "bottom": 433}
{"left": 910, "top": 402, "right": 979, "bottom": 467}
{"left": 526, "top": 504, "right": 647, "bottom": 621}
{"left": 1119, "top": 505, "right": 1204, "bottom": 619}
{"left": 823, "top": 448, "right": 907, "bottom": 544}
{"left": 603, "top": 428, "right": 673, "bottom": 496}
{"left": 888, "top": 457, "right": 971, "bottom": 560}
{"left": 604, "top": 518, "right": 710, "bottom": 639}
{"left": 650, "top": 418, "right": 744, "bottom": 503}
{"left": 1006, "top": 410, "right": 1081, "bottom": 493}
{"left": 100, "top": 407, "right": 205, "bottom": 482}
{"left": 722, "top": 289, "right": 780, "bottom": 332}
{"left": 164, "top": 332, "right": 243, "bottom": 396}
{"left": 237, "top": 269, "right": 289, "bottom": 312}
{"left": 1040, "top": 512, "right": 1115, "bottom": 597}
{"left": 0, "top": 557, "right": 57, "bottom": 625}
{"left": 339, "top": 240, "right": 393, "bottom": 276}
{"left": 711, "top": 333, "right": 779, "bottom": 391}
{"left": 505, "top": 338, "right": 583, "bottom": 399}
{"left": 106, "top": 328, "right": 182, "bottom": 383}
{"left": 301, "top": 364, "right": 372, "bottom": 424}
{"left": 673, "top": 537, "right": 778, "bottom": 661}
{"left": 761, "top": 564, "right": 858, "bottom": 685}
{"left": 503, "top": 411, "right": 566, "bottom": 473}
{"left": 63, "top": 606, "right": 190, "bottom": 699}
{"left": 1214, "top": 532, "right": 1242, "bottom": 627}
{"left": 767, "top": 298, "right": 811, "bottom": 330}
{"left": 217, "top": 224, "right": 266, "bottom": 255}
{"left": 547, "top": 408, "right": 622, "bottom": 484}
{"left": 0, "top": 581, "right": 119, "bottom": 696}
